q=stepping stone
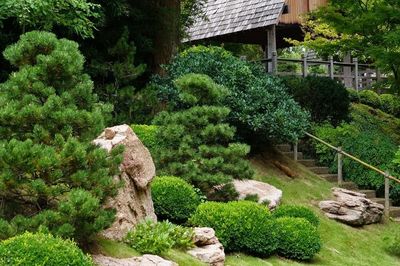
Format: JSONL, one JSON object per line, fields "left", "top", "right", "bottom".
{"left": 320, "top": 174, "right": 338, "bottom": 182}
{"left": 298, "top": 159, "right": 316, "bottom": 167}
{"left": 370, "top": 198, "right": 392, "bottom": 206}
{"left": 339, "top": 181, "right": 358, "bottom": 190}
{"left": 275, "top": 144, "right": 292, "bottom": 152}
{"left": 282, "top": 151, "right": 304, "bottom": 159}
{"left": 308, "top": 167, "right": 330, "bottom": 175}
{"left": 389, "top": 207, "right": 400, "bottom": 218}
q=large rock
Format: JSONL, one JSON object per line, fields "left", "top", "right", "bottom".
{"left": 187, "top": 227, "right": 225, "bottom": 266}
{"left": 92, "top": 254, "right": 177, "bottom": 266}
{"left": 319, "top": 187, "right": 384, "bottom": 226}
{"left": 93, "top": 125, "right": 157, "bottom": 240}
{"left": 233, "top": 179, "right": 282, "bottom": 209}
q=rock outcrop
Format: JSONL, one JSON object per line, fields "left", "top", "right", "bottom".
{"left": 93, "top": 125, "right": 157, "bottom": 240}
{"left": 233, "top": 179, "right": 282, "bottom": 209}
{"left": 319, "top": 187, "right": 384, "bottom": 226}
{"left": 187, "top": 227, "right": 225, "bottom": 266}
{"left": 92, "top": 254, "right": 177, "bottom": 266}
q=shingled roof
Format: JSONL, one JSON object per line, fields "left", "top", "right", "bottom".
{"left": 185, "top": 0, "right": 285, "bottom": 42}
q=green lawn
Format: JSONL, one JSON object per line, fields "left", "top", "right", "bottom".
{"left": 94, "top": 150, "right": 400, "bottom": 265}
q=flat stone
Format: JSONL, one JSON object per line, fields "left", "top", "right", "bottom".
{"left": 233, "top": 179, "right": 282, "bottom": 209}
{"left": 92, "top": 254, "right": 177, "bottom": 266}
{"left": 193, "top": 227, "right": 219, "bottom": 246}
{"left": 187, "top": 243, "right": 225, "bottom": 266}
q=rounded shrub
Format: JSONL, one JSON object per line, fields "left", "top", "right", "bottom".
{"left": 358, "top": 90, "right": 382, "bottom": 108}
{"left": 380, "top": 94, "right": 400, "bottom": 117}
{"left": 151, "top": 176, "right": 201, "bottom": 224}
{"left": 272, "top": 205, "right": 319, "bottom": 227}
{"left": 189, "top": 201, "right": 277, "bottom": 257}
{"left": 0, "top": 232, "right": 93, "bottom": 266}
{"left": 275, "top": 217, "right": 322, "bottom": 261}
{"left": 284, "top": 76, "right": 350, "bottom": 125}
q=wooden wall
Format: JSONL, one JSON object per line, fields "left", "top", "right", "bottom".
{"left": 280, "top": 0, "right": 328, "bottom": 24}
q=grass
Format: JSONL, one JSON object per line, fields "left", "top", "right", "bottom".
{"left": 93, "top": 148, "right": 399, "bottom": 265}
{"left": 225, "top": 150, "right": 400, "bottom": 266}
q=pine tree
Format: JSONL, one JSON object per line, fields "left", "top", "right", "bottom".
{"left": 0, "top": 31, "right": 122, "bottom": 244}
{"left": 153, "top": 74, "right": 254, "bottom": 200}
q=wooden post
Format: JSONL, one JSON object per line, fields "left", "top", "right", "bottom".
{"left": 329, "top": 56, "right": 334, "bottom": 79}
{"left": 337, "top": 147, "right": 343, "bottom": 185}
{"left": 293, "top": 141, "right": 298, "bottom": 161}
{"left": 272, "top": 51, "right": 278, "bottom": 75}
{"left": 302, "top": 53, "right": 308, "bottom": 78}
{"left": 385, "top": 171, "right": 390, "bottom": 217}
{"left": 354, "top": 58, "right": 359, "bottom": 91}
{"left": 266, "top": 25, "right": 276, "bottom": 73}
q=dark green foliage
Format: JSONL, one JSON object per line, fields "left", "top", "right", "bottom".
{"left": 153, "top": 73, "right": 253, "bottom": 199}
{"left": 243, "top": 194, "right": 260, "bottom": 203}
{"left": 380, "top": 94, "right": 400, "bottom": 117}
{"left": 189, "top": 201, "right": 277, "bottom": 257}
{"left": 152, "top": 46, "right": 310, "bottom": 143}
{"left": 0, "top": 232, "right": 93, "bottom": 266}
{"left": 358, "top": 90, "right": 382, "bottom": 109}
{"left": 124, "top": 220, "right": 194, "bottom": 255}
{"left": 275, "top": 217, "right": 322, "bottom": 261}
{"left": 313, "top": 104, "right": 400, "bottom": 202}
{"left": 131, "top": 124, "right": 159, "bottom": 154}
{"left": 284, "top": 76, "right": 350, "bottom": 125}
{"left": 151, "top": 176, "right": 201, "bottom": 224}
{"left": 272, "top": 205, "right": 319, "bottom": 227}
{"left": 88, "top": 28, "right": 146, "bottom": 123}
{"left": 0, "top": 31, "right": 122, "bottom": 243}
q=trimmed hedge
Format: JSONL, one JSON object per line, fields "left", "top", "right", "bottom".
{"left": 151, "top": 176, "right": 201, "bottom": 224}
{"left": 275, "top": 217, "right": 322, "bottom": 261}
{"left": 0, "top": 232, "right": 93, "bottom": 266}
{"left": 189, "top": 201, "right": 277, "bottom": 256}
{"left": 272, "top": 205, "right": 319, "bottom": 227}
{"left": 131, "top": 124, "right": 158, "bottom": 153}
{"left": 358, "top": 90, "right": 382, "bottom": 109}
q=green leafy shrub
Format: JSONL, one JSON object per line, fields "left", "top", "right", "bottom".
{"left": 313, "top": 104, "right": 400, "bottom": 202}
{"left": 152, "top": 46, "right": 310, "bottom": 143}
{"left": 153, "top": 73, "right": 253, "bottom": 199}
{"left": 0, "top": 232, "right": 93, "bottom": 266}
{"left": 151, "top": 176, "right": 201, "bottom": 224}
{"left": 131, "top": 124, "right": 159, "bottom": 153}
{"left": 347, "top": 88, "right": 360, "bottom": 102}
{"left": 0, "top": 31, "right": 122, "bottom": 243}
{"left": 283, "top": 76, "right": 350, "bottom": 125}
{"left": 380, "top": 94, "right": 400, "bottom": 117}
{"left": 358, "top": 90, "right": 382, "bottom": 109}
{"left": 275, "top": 217, "right": 322, "bottom": 261}
{"left": 272, "top": 205, "right": 319, "bottom": 227}
{"left": 125, "top": 220, "right": 194, "bottom": 255}
{"left": 189, "top": 201, "right": 277, "bottom": 257}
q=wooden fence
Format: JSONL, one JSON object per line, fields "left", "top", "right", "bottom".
{"left": 262, "top": 52, "right": 385, "bottom": 90}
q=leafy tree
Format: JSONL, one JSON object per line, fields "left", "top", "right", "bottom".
{"left": 291, "top": 0, "right": 400, "bottom": 92}
{"left": 153, "top": 73, "right": 254, "bottom": 200}
{"left": 0, "top": 31, "right": 122, "bottom": 244}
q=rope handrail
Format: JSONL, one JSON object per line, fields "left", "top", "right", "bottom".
{"left": 305, "top": 132, "right": 400, "bottom": 184}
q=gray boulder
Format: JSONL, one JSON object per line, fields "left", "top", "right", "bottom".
{"left": 233, "top": 179, "right": 282, "bottom": 209}
{"left": 319, "top": 187, "right": 384, "bottom": 226}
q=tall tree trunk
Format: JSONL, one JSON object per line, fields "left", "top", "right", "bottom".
{"left": 152, "top": 0, "right": 180, "bottom": 74}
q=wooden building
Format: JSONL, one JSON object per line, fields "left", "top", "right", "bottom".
{"left": 184, "top": 0, "right": 329, "bottom": 53}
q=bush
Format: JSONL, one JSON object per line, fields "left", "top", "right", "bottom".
{"left": 153, "top": 74, "right": 253, "bottom": 199}
{"left": 275, "top": 217, "right": 322, "bottom": 261}
{"left": 152, "top": 46, "right": 310, "bottom": 143}
{"left": 0, "top": 232, "right": 93, "bottom": 266}
{"left": 131, "top": 124, "right": 158, "bottom": 154}
{"left": 283, "top": 76, "right": 350, "bottom": 125}
{"left": 358, "top": 90, "right": 382, "bottom": 109}
{"left": 272, "top": 205, "right": 319, "bottom": 227}
{"left": 125, "top": 220, "right": 194, "bottom": 255}
{"left": 0, "top": 31, "right": 122, "bottom": 243}
{"left": 151, "top": 176, "right": 201, "bottom": 224}
{"left": 189, "top": 201, "right": 277, "bottom": 257}
{"left": 380, "top": 94, "right": 400, "bottom": 117}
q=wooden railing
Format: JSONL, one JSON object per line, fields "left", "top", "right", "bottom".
{"left": 262, "top": 51, "right": 386, "bottom": 90}
{"left": 293, "top": 132, "right": 400, "bottom": 216}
